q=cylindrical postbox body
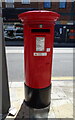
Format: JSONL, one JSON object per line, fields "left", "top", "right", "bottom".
{"left": 18, "top": 11, "right": 60, "bottom": 108}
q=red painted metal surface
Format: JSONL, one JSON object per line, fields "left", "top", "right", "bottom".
{"left": 18, "top": 10, "right": 60, "bottom": 89}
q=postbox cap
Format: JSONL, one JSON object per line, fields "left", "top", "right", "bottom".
{"left": 18, "top": 10, "right": 60, "bottom": 23}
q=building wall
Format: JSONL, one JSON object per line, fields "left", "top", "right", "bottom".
{"left": 2, "top": 1, "right": 75, "bottom": 22}
{"left": 14, "top": 2, "right": 38, "bottom": 8}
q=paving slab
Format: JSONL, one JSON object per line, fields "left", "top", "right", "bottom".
{"left": 6, "top": 80, "right": 73, "bottom": 119}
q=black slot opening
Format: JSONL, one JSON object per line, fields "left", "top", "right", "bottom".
{"left": 31, "top": 29, "right": 50, "bottom": 33}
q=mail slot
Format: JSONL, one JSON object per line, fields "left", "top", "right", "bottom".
{"left": 31, "top": 29, "right": 50, "bottom": 33}
{"left": 18, "top": 10, "right": 60, "bottom": 109}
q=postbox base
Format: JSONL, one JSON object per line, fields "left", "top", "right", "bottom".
{"left": 24, "top": 84, "right": 51, "bottom": 109}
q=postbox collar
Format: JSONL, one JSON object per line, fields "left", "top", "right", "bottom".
{"left": 18, "top": 10, "right": 60, "bottom": 23}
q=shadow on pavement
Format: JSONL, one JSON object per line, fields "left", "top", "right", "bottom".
{"left": 15, "top": 100, "right": 50, "bottom": 120}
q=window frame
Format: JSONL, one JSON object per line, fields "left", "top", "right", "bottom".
{"left": 22, "top": 0, "right": 30, "bottom": 4}
{"left": 59, "top": 0, "right": 66, "bottom": 8}
{"left": 44, "top": 0, "right": 51, "bottom": 8}
{"left": 5, "top": 0, "right": 14, "bottom": 8}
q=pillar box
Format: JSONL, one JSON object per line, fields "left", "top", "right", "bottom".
{"left": 18, "top": 10, "right": 60, "bottom": 109}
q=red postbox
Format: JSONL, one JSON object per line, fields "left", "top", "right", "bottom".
{"left": 18, "top": 10, "right": 60, "bottom": 109}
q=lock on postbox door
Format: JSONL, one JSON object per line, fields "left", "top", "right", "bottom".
{"left": 18, "top": 11, "right": 60, "bottom": 109}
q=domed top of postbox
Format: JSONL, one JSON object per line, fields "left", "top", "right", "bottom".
{"left": 18, "top": 10, "right": 60, "bottom": 23}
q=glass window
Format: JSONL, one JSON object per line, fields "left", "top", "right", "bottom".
{"left": 5, "top": 0, "right": 14, "bottom": 8}
{"left": 59, "top": 0, "right": 66, "bottom": 8}
{"left": 44, "top": 0, "right": 51, "bottom": 8}
{"left": 22, "top": 0, "right": 30, "bottom": 4}
{"left": 5, "top": 0, "right": 14, "bottom": 3}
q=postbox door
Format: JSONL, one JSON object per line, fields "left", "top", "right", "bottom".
{"left": 28, "top": 28, "right": 54, "bottom": 89}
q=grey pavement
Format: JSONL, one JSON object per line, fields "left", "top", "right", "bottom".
{"left": 6, "top": 79, "right": 73, "bottom": 119}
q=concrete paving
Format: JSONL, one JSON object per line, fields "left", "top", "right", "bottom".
{"left": 5, "top": 78, "right": 73, "bottom": 119}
